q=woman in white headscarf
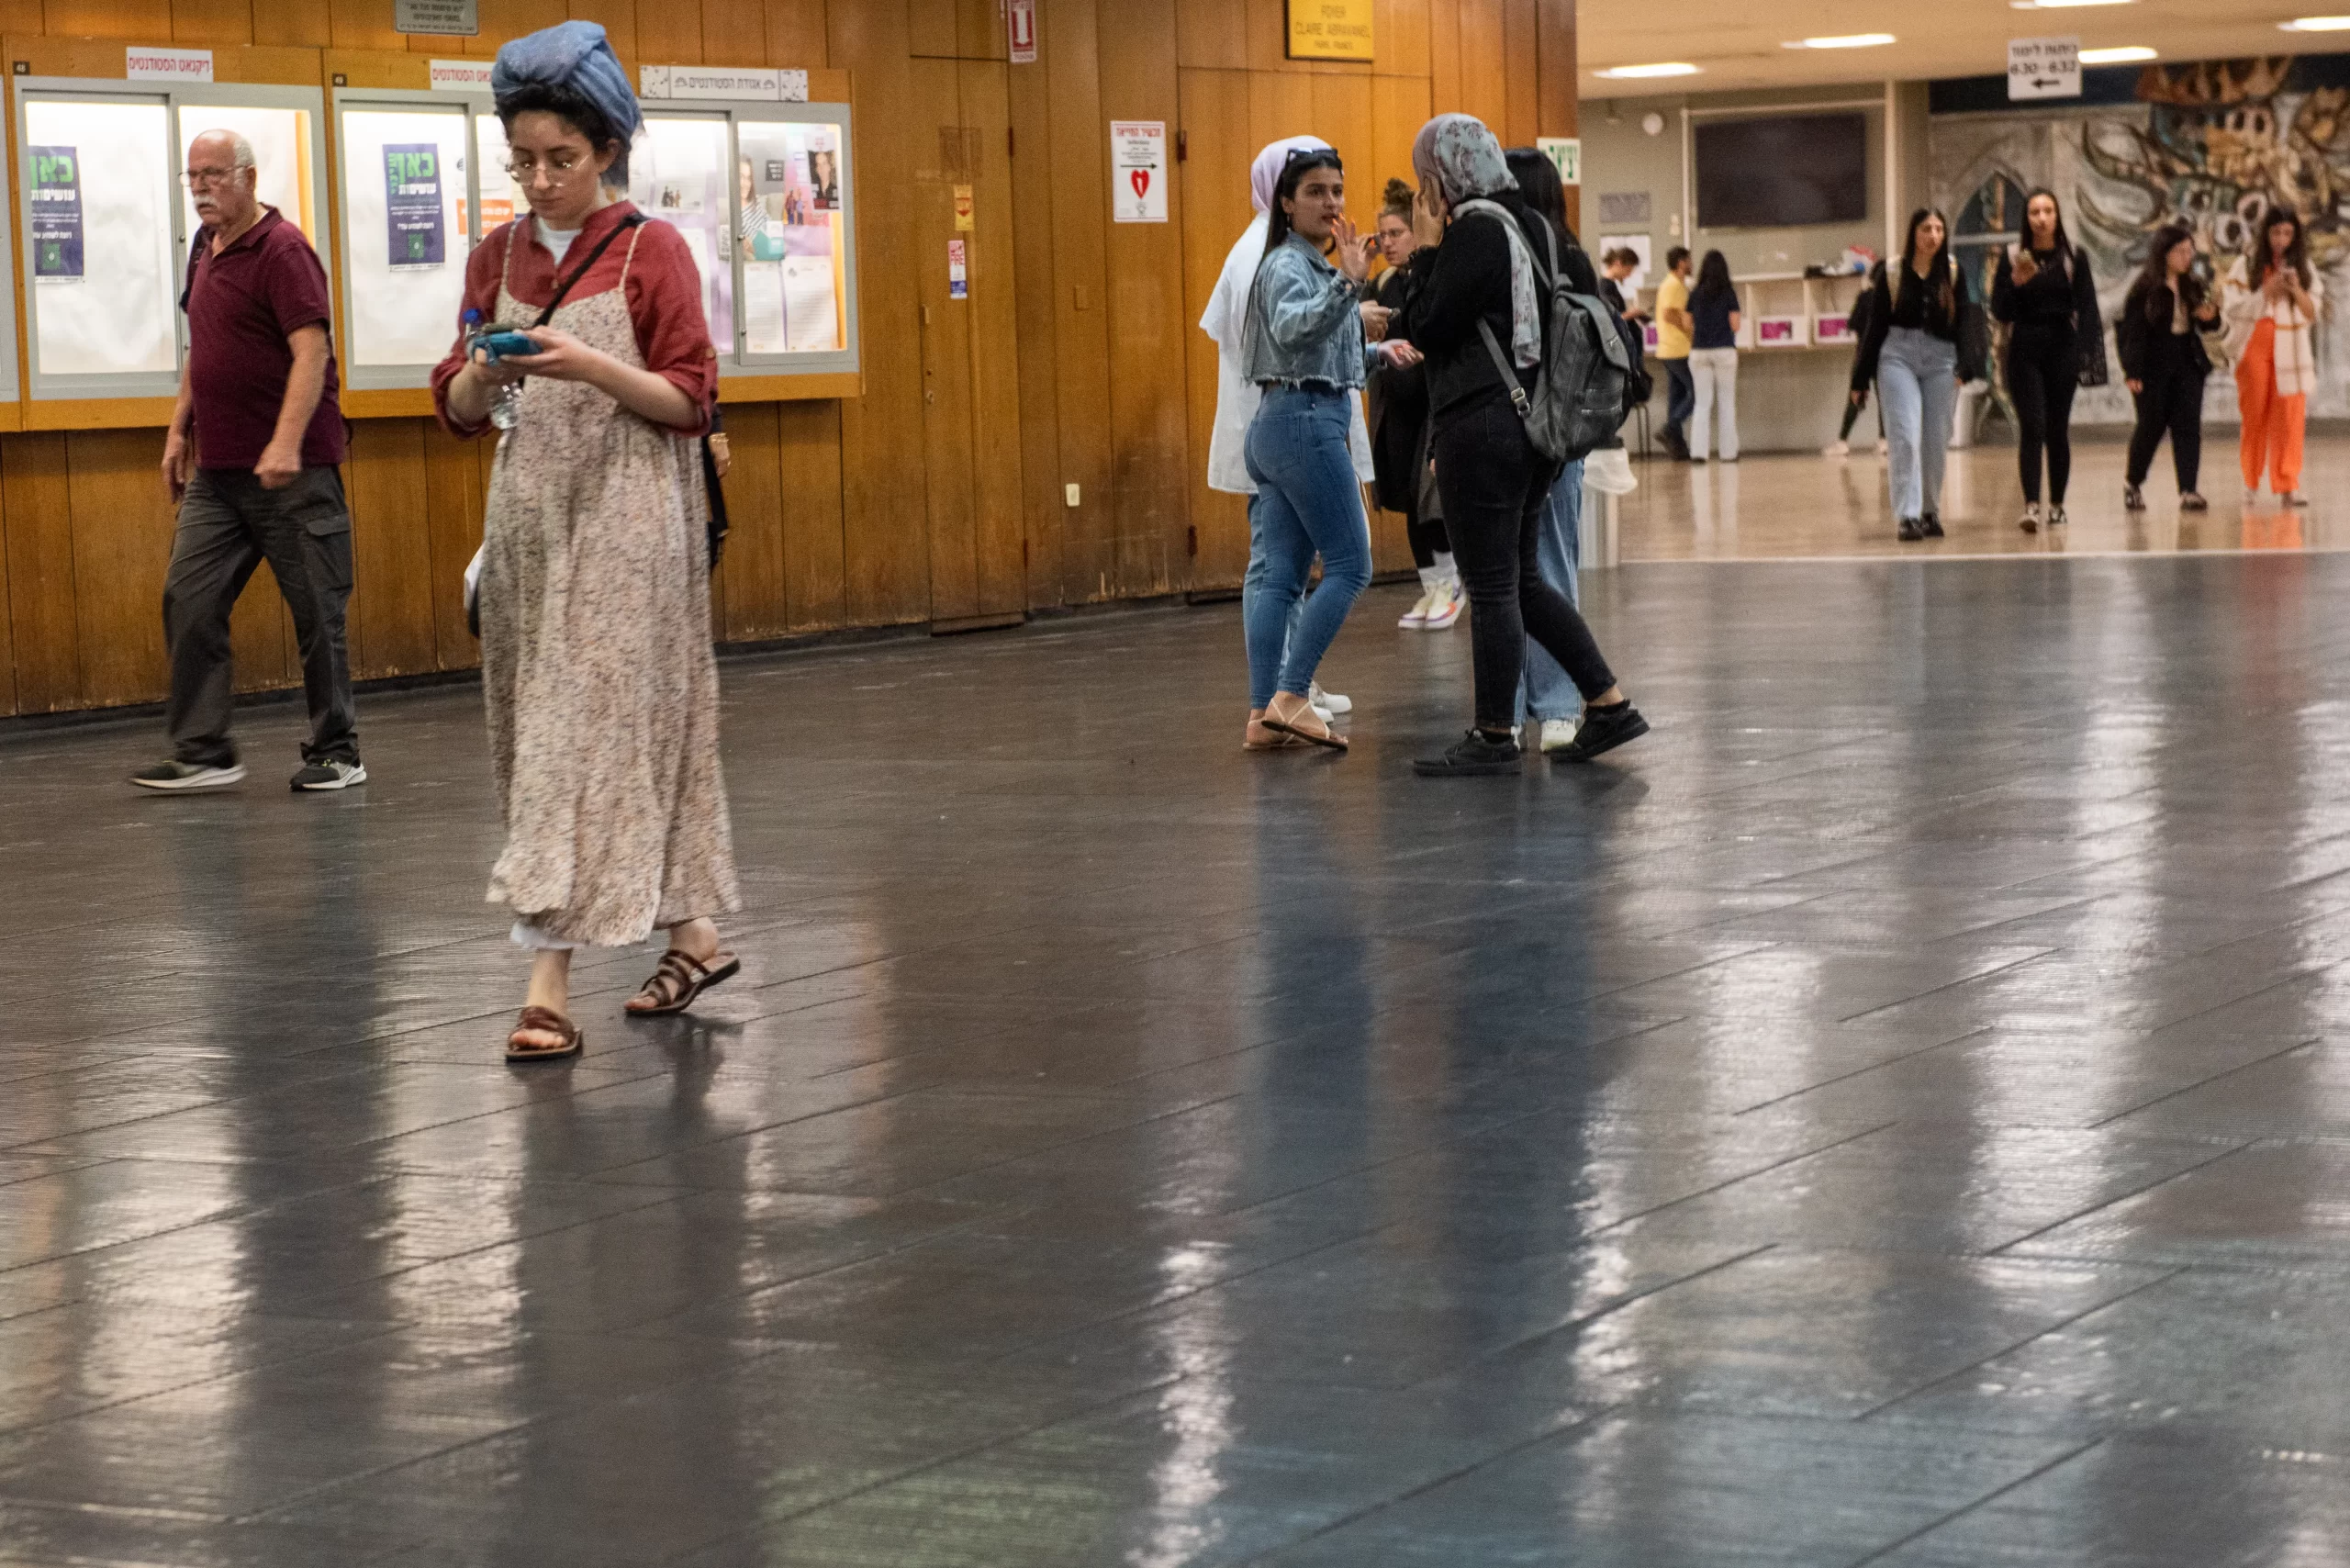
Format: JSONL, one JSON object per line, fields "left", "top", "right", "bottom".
{"left": 1395, "top": 114, "right": 1648, "bottom": 777}
{"left": 1200, "top": 135, "right": 1376, "bottom": 747}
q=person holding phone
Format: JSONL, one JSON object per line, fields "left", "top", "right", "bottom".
{"left": 1369, "top": 178, "right": 1460, "bottom": 631}
{"left": 1991, "top": 188, "right": 2098, "bottom": 532}
{"left": 2118, "top": 222, "right": 2215, "bottom": 512}
{"left": 1685, "top": 250, "right": 1741, "bottom": 463}
{"left": 433, "top": 20, "right": 740, "bottom": 1062}
{"left": 2222, "top": 204, "right": 2323, "bottom": 508}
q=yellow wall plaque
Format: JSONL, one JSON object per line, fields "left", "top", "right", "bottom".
{"left": 1286, "top": 0, "right": 1373, "bottom": 61}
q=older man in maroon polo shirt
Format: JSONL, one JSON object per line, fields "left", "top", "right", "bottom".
{"left": 130, "top": 129, "right": 363, "bottom": 792}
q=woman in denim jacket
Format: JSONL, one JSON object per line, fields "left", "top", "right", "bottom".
{"left": 1241, "top": 147, "right": 1419, "bottom": 751}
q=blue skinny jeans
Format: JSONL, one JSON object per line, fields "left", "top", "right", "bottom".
{"left": 1242, "top": 387, "right": 1372, "bottom": 709}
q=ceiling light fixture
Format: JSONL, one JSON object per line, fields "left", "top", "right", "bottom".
{"left": 2078, "top": 44, "right": 2156, "bottom": 62}
{"left": 1784, "top": 32, "right": 1897, "bottom": 49}
{"left": 2010, "top": 0, "right": 2133, "bottom": 8}
{"left": 1595, "top": 62, "right": 1703, "bottom": 77}
{"left": 2280, "top": 14, "right": 2350, "bottom": 28}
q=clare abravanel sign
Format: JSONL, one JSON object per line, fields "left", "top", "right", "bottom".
{"left": 1287, "top": 0, "right": 1372, "bottom": 61}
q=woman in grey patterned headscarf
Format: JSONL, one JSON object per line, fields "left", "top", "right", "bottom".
{"left": 1395, "top": 113, "right": 1650, "bottom": 777}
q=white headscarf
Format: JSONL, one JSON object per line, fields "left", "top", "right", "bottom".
{"left": 1252, "top": 134, "right": 1332, "bottom": 215}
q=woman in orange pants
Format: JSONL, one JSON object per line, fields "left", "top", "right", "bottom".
{"left": 2222, "top": 204, "right": 2324, "bottom": 508}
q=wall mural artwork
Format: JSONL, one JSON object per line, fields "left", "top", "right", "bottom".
{"left": 1931, "top": 53, "right": 2350, "bottom": 423}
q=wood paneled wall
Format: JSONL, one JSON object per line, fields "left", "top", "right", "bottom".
{"left": 0, "top": 0, "right": 1574, "bottom": 719}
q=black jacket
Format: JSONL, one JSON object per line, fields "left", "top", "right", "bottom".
{"left": 1365, "top": 264, "right": 1430, "bottom": 514}
{"left": 2115, "top": 280, "right": 2212, "bottom": 381}
{"left": 1850, "top": 257, "right": 1986, "bottom": 391}
{"left": 1992, "top": 245, "right": 2098, "bottom": 337}
{"left": 1396, "top": 190, "right": 1599, "bottom": 421}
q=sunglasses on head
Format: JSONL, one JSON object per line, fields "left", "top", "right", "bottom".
{"left": 1284, "top": 148, "right": 1342, "bottom": 170}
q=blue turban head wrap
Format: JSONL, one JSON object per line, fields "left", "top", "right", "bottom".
{"left": 491, "top": 20, "right": 642, "bottom": 188}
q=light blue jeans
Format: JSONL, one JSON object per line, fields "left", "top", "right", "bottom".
{"left": 1516, "top": 457, "right": 1583, "bottom": 724}
{"left": 1242, "top": 387, "right": 1372, "bottom": 708}
{"left": 1878, "top": 327, "right": 1957, "bottom": 522}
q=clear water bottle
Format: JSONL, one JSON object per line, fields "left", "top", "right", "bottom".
{"left": 464, "top": 308, "right": 526, "bottom": 431}
{"left": 489, "top": 379, "right": 523, "bottom": 431}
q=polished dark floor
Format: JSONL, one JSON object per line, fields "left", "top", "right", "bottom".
{"left": 6, "top": 554, "right": 2350, "bottom": 1566}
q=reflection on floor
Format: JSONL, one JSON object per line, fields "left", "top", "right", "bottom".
{"left": 4, "top": 554, "right": 2349, "bottom": 1564}
{"left": 1617, "top": 435, "right": 2350, "bottom": 560}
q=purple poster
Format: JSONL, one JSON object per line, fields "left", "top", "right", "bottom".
{"left": 28, "top": 145, "right": 84, "bottom": 279}
{"left": 384, "top": 142, "right": 445, "bottom": 269}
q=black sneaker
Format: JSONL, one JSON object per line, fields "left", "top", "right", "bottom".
{"left": 1920, "top": 513, "right": 1944, "bottom": 538}
{"left": 1897, "top": 518, "right": 1923, "bottom": 542}
{"left": 1413, "top": 730, "right": 1523, "bottom": 777}
{"left": 291, "top": 759, "right": 367, "bottom": 791}
{"left": 1551, "top": 704, "right": 1650, "bottom": 765}
{"left": 129, "top": 759, "right": 245, "bottom": 791}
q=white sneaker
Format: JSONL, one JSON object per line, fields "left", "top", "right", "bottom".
{"left": 1397, "top": 588, "right": 1435, "bottom": 629}
{"left": 2283, "top": 490, "right": 2311, "bottom": 509}
{"left": 1309, "top": 682, "right": 1351, "bottom": 717}
{"left": 129, "top": 759, "right": 245, "bottom": 791}
{"left": 1538, "top": 716, "right": 1582, "bottom": 752}
{"left": 1421, "top": 578, "right": 1464, "bottom": 630}
{"left": 1822, "top": 439, "right": 1850, "bottom": 457}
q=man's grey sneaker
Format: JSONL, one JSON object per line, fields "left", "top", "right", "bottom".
{"left": 291, "top": 760, "right": 367, "bottom": 791}
{"left": 129, "top": 760, "right": 246, "bottom": 791}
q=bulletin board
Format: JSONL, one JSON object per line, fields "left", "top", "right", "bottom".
{"left": 627, "top": 77, "right": 859, "bottom": 401}
{"left": 5, "top": 39, "right": 329, "bottom": 430}
{"left": 327, "top": 52, "right": 498, "bottom": 415}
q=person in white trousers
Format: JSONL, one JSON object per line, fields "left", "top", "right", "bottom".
{"left": 1684, "top": 250, "right": 1740, "bottom": 463}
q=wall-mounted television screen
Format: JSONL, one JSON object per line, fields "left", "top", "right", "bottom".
{"left": 1694, "top": 112, "right": 1867, "bottom": 229}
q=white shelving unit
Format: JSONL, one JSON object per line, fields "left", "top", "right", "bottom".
{"left": 1635, "top": 270, "right": 1874, "bottom": 353}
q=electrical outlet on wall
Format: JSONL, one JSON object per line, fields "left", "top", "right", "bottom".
{"left": 1064, "top": 483, "right": 1080, "bottom": 507}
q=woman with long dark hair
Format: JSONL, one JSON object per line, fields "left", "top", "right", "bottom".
{"left": 1991, "top": 187, "right": 2098, "bottom": 532}
{"left": 2222, "top": 204, "right": 2324, "bottom": 507}
{"left": 432, "top": 21, "right": 739, "bottom": 1059}
{"left": 1396, "top": 114, "right": 1646, "bottom": 776}
{"left": 2118, "top": 222, "right": 2216, "bottom": 511}
{"left": 1850, "top": 207, "right": 1984, "bottom": 541}
{"left": 1686, "top": 249, "right": 1741, "bottom": 462}
{"left": 1238, "top": 147, "right": 1417, "bottom": 750}
{"left": 1368, "top": 178, "right": 1459, "bottom": 631}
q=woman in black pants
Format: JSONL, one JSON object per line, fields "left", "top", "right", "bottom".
{"left": 2117, "top": 221, "right": 2215, "bottom": 512}
{"left": 1991, "top": 187, "right": 2098, "bottom": 532}
{"left": 1397, "top": 113, "right": 1647, "bottom": 777}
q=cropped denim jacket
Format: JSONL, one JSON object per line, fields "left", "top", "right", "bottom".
{"left": 1240, "top": 232, "right": 1380, "bottom": 391}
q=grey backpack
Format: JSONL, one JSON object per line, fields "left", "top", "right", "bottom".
{"left": 1472, "top": 212, "right": 1631, "bottom": 464}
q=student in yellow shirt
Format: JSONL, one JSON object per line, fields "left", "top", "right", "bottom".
{"left": 1653, "top": 245, "right": 1695, "bottom": 459}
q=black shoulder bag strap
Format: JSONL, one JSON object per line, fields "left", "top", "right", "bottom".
{"left": 527, "top": 211, "right": 644, "bottom": 328}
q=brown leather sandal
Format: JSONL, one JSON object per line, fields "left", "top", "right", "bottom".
{"left": 625, "top": 949, "right": 741, "bottom": 1016}
{"left": 506, "top": 1005, "right": 583, "bottom": 1063}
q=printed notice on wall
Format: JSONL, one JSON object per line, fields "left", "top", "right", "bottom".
{"left": 396, "top": 0, "right": 478, "bottom": 34}
{"left": 1537, "top": 137, "right": 1581, "bottom": 185}
{"left": 948, "top": 239, "right": 968, "bottom": 299}
{"left": 1110, "top": 121, "right": 1168, "bottom": 223}
{"left": 125, "top": 47, "right": 211, "bottom": 83}
{"left": 28, "top": 146, "right": 83, "bottom": 279}
{"left": 384, "top": 143, "right": 447, "bottom": 269}
{"left": 1008, "top": 0, "right": 1038, "bottom": 63}
{"left": 1286, "top": 0, "right": 1372, "bottom": 61}
{"left": 429, "top": 58, "right": 493, "bottom": 92}
{"left": 2008, "top": 37, "right": 2080, "bottom": 100}
{"left": 639, "top": 65, "right": 809, "bottom": 103}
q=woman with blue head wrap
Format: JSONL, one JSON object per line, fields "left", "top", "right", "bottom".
{"left": 433, "top": 20, "right": 743, "bottom": 1061}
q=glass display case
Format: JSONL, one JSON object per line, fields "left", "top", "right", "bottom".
{"left": 330, "top": 84, "right": 488, "bottom": 392}
{"left": 12, "top": 77, "right": 321, "bottom": 409}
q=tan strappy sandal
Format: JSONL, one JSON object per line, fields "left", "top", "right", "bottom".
{"left": 625, "top": 949, "right": 742, "bottom": 1016}
{"left": 507, "top": 1005, "right": 583, "bottom": 1063}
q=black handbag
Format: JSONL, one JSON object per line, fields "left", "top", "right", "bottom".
{"left": 2076, "top": 317, "right": 2111, "bottom": 388}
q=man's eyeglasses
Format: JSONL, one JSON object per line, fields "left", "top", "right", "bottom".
{"left": 180, "top": 166, "right": 243, "bottom": 188}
